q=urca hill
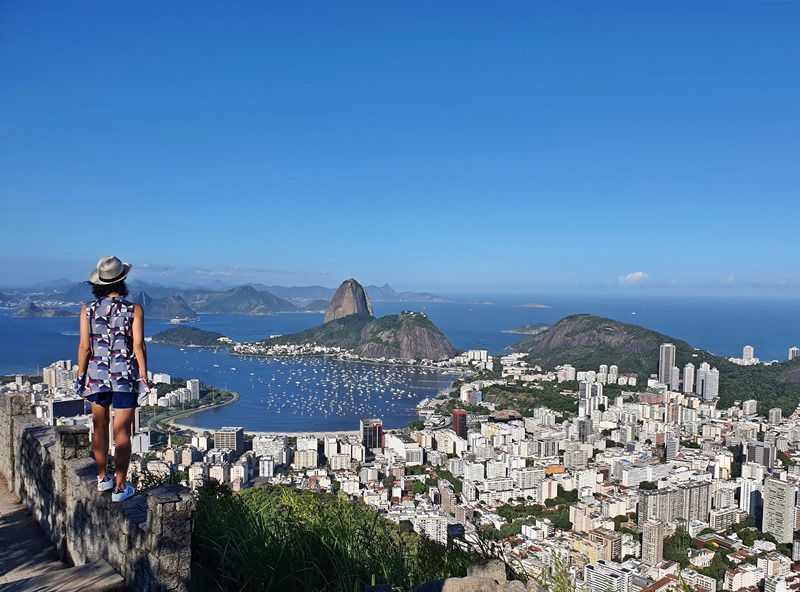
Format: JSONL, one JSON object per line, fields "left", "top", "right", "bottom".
{"left": 266, "top": 279, "right": 458, "bottom": 361}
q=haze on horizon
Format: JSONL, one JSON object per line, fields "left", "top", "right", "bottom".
{"left": 1, "top": 3, "right": 798, "bottom": 298}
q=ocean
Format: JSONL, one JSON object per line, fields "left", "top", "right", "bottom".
{"left": 2, "top": 294, "right": 799, "bottom": 432}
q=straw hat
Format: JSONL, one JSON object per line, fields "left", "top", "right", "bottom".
{"left": 89, "top": 255, "right": 132, "bottom": 285}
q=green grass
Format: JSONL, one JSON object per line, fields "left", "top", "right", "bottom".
{"left": 192, "top": 482, "right": 518, "bottom": 592}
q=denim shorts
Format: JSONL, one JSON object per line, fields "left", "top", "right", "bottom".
{"left": 85, "top": 391, "right": 139, "bottom": 409}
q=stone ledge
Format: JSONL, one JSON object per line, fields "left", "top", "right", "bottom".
{"left": 1, "top": 393, "right": 195, "bottom": 592}
{"left": 0, "top": 559, "right": 125, "bottom": 592}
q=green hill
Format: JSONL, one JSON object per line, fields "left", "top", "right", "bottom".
{"left": 265, "top": 311, "right": 459, "bottom": 361}
{"left": 152, "top": 326, "right": 228, "bottom": 347}
{"left": 513, "top": 314, "right": 800, "bottom": 415}
{"left": 512, "top": 314, "right": 703, "bottom": 376}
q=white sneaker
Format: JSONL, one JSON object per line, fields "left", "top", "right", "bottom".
{"left": 111, "top": 483, "right": 136, "bottom": 503}
{"left": 97, "top": 475, "right": 114, "bottom": 492}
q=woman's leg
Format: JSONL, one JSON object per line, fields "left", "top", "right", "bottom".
{"left": 91, "top": 402, "right": 111, "bottom": 478}
{"left": 112, "top": 407, "right": 135, "bottom": 490}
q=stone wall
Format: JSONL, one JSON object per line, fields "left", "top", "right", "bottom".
{"left": 0, "top": 393, "right": 194, "bottom": 591}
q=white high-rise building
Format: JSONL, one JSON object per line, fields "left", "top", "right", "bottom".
{"left": 789, "top": 347, "right": 799, "bottom": 361}
{"left": 608, "top": 365, "right": 619, "bottom": 384}
{"left": 152, "top": 373, "right": 171, "bottom": 384}
{"left": 704, "top": 368, "right": 719, "bottom": 401}
{"left": 695, "top": 362, "right": 710, "bottom": 396}
{"left": 642, "top": 518, "right": 664, "bottom": 566}
{"left": 743, "top": 345, "right": 755, "bottom": 361}
{"left": 259, "top": 455, "right": 275, "bottom": 478}
{"left": 682, "top": 363, "right": 695, "bottom": 394}
{"left": 669, "top": 366, "right": 680, "bottom": 392}
{"left": 742, "top": 399, "right": 758, "bottom": 415}
{"left": 695, "top": 363, "right": 719, "bottom": 400}
{"left": 658, "top": 344, "right": 676, "bottom": 385}
{"left": 739, "top": 478, "right": 763, "bottom": 515}
{"left": 763, "top": 477, "right": 796, "bottom": 544}
{"left": 186, "top": 379, "right": 201, "bottom": 400}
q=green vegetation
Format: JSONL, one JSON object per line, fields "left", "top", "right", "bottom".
{"left": 152, "top": 326, "right": 227, "bottom": 347}
{"left": 513, "top": 314, "right": 689, "bottom": 376}
{"left": 612, "top": 514, "right": 637, "bottom": 536}
{"left": 663, "top": 526, "right": 692, "bottom": 567}
{"left": 266, "top": 311, "right": 458, "bottom": 361}
{"left": 724, "top": 515, "right": 776, "bottom": 547}
{"left": 695, "top": 546, "right": 735, "bottom": 582}
{"left": 434, "top": 470, "right": 462, "bottom": 494}
{"left": 490, "top": 487, "right": 576, "bottom": 540}
{"left": 718, "top": 358, "right": 800, "bottom": 415}
{"left": 473, "top": 382, "right": 578, "bottom": 416}
{"left": 507, "top": 323, "right": 549, "bottom": 335}
{"left": 266, "top": 314, "right": 373, "bottom": 350}
{"left": 140, "top": 383, "right": 237, "bottom": 432}
{"left": 512, "top": 313, "right": 800, "bottom": 415}
{"left": 192, "top": 483, "right": 520, "bottom": 592}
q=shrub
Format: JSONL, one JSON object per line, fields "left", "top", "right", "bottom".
{"left": 192, "top": 483, "right": 515, "bottom": 591}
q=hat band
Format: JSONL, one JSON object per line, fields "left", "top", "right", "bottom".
{"left": 100, "top": 269, "right": 127, "bottom": 283}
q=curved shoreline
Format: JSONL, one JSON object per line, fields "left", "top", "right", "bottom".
{"left": 152, "top": 390, "right": 240, "bottom": 431}
{"left": 151, "top": 352, "right": 462, "bottom": 434}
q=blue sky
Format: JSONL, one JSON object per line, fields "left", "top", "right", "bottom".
{"left": 1, "top": 2, "right": 798, "bottom": 296}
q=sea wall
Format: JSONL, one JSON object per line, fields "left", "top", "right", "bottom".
{"left": 0, "top": 392, "right": 194, "bottom": 591}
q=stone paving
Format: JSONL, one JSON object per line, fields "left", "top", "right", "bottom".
{"left": 0, "top": 474, "right": 66, "bottom": 585}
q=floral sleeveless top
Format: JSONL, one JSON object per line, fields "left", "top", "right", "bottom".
{"left": 86, "top": 297, "right": 142, "bottom": 394}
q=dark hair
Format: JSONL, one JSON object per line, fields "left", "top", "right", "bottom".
{"left": 91, "top": 280, "right": 129, "bottom": 299}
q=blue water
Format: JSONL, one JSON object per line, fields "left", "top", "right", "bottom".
{"left": 2, "top": 294, "right": 800, "bottom": 431}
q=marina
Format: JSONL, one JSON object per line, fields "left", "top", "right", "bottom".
{"left": 157, "top": 347, "right": 459, "bottom": 433}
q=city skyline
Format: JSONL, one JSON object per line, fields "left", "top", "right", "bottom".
{"left": 1, "top": 3, "right": 799, "bottom": 295}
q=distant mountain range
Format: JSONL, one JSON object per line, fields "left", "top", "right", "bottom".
{"left": 0, "top": 279, "right": 448, "bottom": 318}
{"left": 13, "top": 302, "right": 75, "bottom": 318}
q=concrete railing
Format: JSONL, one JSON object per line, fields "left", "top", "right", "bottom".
{"left": 0, "top": 393, "right": 194, "bottom": 591}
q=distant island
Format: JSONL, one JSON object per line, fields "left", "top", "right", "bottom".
{"left": 13, "top": 302, "right": 75, "bottom": 318}
{"left": 470, "top": 299, "right": 495, "bottom": 305}
{"left": 505, "top": 323, "right": 549, "bottom": 335}
{"left": 151, "top": 326, "right": 229, "bottom": 347}
{"left": 519, "top": 302, "right": 550, "bottom": 309}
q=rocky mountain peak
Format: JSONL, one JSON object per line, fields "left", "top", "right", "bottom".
{"left": 324, "top": 278, "right": 373, "bottom": 324}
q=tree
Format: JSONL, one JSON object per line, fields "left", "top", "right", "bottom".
{"left": 410, "top": 481, "right": 427, "bottom": 495}
{"left": 663, "top": 526, "right": 692, "bottom": 567}
{"left": 535, "top": 553, "right": 573, "bottom": 592}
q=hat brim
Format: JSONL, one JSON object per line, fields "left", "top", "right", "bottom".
{"left": 89, "top": 263, "right": 132, "bottom": 285}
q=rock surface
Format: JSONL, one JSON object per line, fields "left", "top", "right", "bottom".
{"left": 355, "top": 311, "right": 459, "bottom": 361}
{"left": 409, "top": 559, "right": 534, "bottom": 592}
{"left": 324, "top": 278, "right": 373, "bottom": 323}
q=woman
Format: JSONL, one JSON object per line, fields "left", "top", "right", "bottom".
{"left": 76, "top": 255, "right": 150, "bottom": 502}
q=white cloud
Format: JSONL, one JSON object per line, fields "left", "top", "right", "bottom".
{"left": 618, "top": 271, "right": 650, "bottom": 285}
